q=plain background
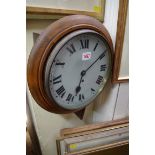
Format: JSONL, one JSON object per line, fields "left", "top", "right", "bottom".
{"left": 0, "top": 0, "right": 155, "bottom": 155}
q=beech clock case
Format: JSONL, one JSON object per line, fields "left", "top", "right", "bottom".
{"left": 27, "top": 15, "right": 113, "bottom": 114}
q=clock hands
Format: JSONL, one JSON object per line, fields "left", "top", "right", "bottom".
{"left": 75, "top": 50, "right": 107, "bottom": 95}
{"left": 85, "top": 50, "right": 107, "bottom": 73}
{"left": 75, "top": 70, "right": 86, "bottom": 95}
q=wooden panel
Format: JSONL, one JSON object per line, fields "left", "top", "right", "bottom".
{"left": 112, "top": 0, "right": 129, "bottom": 83}
{"left": 113, "top": 83, "right": 129, "bottom": 120}
{"left": 86, "top": 144, "right": 129, "bottom": 155}
{"left": 119, "top": 9, "right": 129, "bottom": 79}
{"left": 93, "top": 81, "right": 119, "bottom": 122}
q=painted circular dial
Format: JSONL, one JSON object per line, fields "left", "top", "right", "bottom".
{"left": 44, "top": 29, "right": 112, "bottom": 110}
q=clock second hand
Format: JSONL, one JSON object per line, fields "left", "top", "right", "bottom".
{"left": 75, "top": 50, "right": 106, "bottom": 95}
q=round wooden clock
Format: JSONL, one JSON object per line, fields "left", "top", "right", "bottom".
{"left": 27, "top": 15, "right": 113, "bottom": 114}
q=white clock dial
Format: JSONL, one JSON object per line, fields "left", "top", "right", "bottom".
{"left": 44, "top": 29, "right": 112, "bottom": 110}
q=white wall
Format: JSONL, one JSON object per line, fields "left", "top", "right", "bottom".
{"left": 26, "top": 0, "right": 129, "bottom": 155}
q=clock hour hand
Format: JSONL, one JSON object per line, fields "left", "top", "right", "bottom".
{"left": 75, "top": 70, "right": 86, "bottom": 95}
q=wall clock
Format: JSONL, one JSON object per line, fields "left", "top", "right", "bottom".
{"left": 27, "top": 15, "right": 113, "bottom": 114}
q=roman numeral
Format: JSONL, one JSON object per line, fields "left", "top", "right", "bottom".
{"left": 53, "top": 75, "right": 61, "bottom": 84}
{"left": 91, "top": 88, "right": 95, "bottom": 92}
{"left": 96, "top": 75, "right": 103, "bottom": 85}
{"left": 71, "top": 96, "right": 74, "bottom": 102}
{"left": 80, "top": 39, "right": 89, "bottom": 49}
{"left": 61, "top": 92, "right": 66, "bottom": 98}
{"left": 66, "top": 44, "right": 76, "bottom": 54}
{"left": 99, "top": 50, "right": 106, "bottom": 60}
{"left": 79, "top": 94, "right": 85, "bottom": 101}
{"left": 56, "top": 85, "right": 65, "bottom": 96}
{"left": 66, "top": 93, "right": 72, "bottom": 102}
{"left": 93, "top": 43, "right": 98, "bottom": 51}
{"left": 100, "top": 64, "right": 107, "bottom": 71}
{"left": 79, "top": 94, "right": 81, "bottom": 101}
{"left": 82, "top": 94, "right": 85, "bottom": 100}
{"left": 55, "top": 62, "right": 65, "bottom": 66}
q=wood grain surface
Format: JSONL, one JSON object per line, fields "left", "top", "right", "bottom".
{"left": 60, "top": 118, "right": 128, "bottom": 137}
{"left": 112, "top": 0, "right": 129, "bottom": 83}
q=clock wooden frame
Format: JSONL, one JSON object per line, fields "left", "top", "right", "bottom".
{"left": 27, "top": 15, "right": 113, "bottom": 114}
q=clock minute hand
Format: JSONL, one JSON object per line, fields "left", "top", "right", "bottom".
{"left": 75, "top": 50, "right": 106, "bottom": 95}
{"left": 85, "top": 50, "right": 106, "bottom": 73}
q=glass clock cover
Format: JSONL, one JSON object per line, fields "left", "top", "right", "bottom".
{"left": 44, "top": 29, "right": 112, "bottom": 110}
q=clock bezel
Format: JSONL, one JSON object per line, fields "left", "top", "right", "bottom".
{"left": 27, "top": 15, "right": 114, "bottom": 114}
{"left": 44, "top": 29, "right": 112, "bottom": 110}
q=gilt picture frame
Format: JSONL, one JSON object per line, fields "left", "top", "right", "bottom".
{"left": 56, "top": 119, "right": 129, "bottom": 155}
{"left": 26, "top": 0, "right": 105, "bottom": 22}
